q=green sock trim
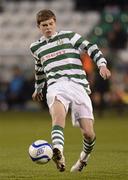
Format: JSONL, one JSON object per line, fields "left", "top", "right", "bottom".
{"left": 84, "top": 136, "right": 96, "bottom": 144}
{"left": 52, "top": 125, "right": 64, "bottom": 131}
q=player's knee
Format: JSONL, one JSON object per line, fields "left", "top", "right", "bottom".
{"left": 83, "top": 130, "right": 95, "bottom": 142}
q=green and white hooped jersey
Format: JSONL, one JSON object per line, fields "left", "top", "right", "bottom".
{"left": 30, "top": 31, "right": 107, "bottom": 93}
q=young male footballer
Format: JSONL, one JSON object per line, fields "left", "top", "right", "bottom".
{"left": 30, "top": 9, "right": 111, "bottom": 172}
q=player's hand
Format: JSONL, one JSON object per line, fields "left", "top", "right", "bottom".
{"left": 99, "top": 66, "right": 111, "bottom": 80}
{"left": 32, "top": 91, "right": 43, "bottom": 102}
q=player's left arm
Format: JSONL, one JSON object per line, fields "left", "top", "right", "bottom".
{"left": 98, "top": 65, "right": 111, "bottom": 80}
{"left": 70, "top": 32, "right": 111, "bottom": 79}
{"left": 85, "top": 43, "right": 111, "bottom": 80}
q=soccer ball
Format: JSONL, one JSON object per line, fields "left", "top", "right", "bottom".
{"left": 28, "top": 140, "right": 53, "bottom": 164}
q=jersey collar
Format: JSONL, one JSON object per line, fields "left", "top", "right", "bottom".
{"left": 40, "top": 32, "right": 58, "bottom": 43}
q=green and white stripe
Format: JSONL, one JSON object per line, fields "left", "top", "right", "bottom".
{"left": 83, "top": 137, "right": 96, "bottom": 154}
{"left": 51, "top": 125, "right": 64, "bottom": 150}
{"left": 30, "top": 31, "right": 107, "bottom": 93}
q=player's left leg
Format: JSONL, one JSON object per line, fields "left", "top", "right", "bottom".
{"left": 71, "top": 118, "right": 96, "bottom": 172}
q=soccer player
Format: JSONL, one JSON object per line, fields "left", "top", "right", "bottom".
{"left": 30, "top": 9, "right": 111, "bottom": 172}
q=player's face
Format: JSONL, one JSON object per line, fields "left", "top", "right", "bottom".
{"left": 38, "top": 18, "right": 56, "bottom": 38}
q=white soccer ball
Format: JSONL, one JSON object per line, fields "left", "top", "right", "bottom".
{"left": 29, "top": 140, "right": 53, "bottom": 164}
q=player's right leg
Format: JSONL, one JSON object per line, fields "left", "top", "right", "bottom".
{"left": 50, "top": 99, "right": 66, "bottom": 172}
{"left": 70, "top": 87, "right": 96, "bottom": 172}
{"left": 71, "top": 118, "right": 96, "bottom": 172}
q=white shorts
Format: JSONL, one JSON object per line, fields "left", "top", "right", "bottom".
{"left": 46, "top": 80, "right": 94, "bottom": 127}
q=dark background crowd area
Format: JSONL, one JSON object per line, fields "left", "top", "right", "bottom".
{"left": 74, "top": 0, "right": 128, "bottom": 11}
{"left": 0, "top": 0, "right": 128, "bottom": 114}
{"left": 0, "top": 0, "right": 128, "bottom": 12}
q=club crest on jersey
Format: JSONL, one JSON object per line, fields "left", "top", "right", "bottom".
{"left": 57, "top": 38, "right": 63, "bottom": 45}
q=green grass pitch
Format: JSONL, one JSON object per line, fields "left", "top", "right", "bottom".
{"left": 0, "top": 110, "right": 128, "bottom": 180}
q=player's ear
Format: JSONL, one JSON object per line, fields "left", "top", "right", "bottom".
{"left": 37, "top": 22, "right": 41, "bottom": 28}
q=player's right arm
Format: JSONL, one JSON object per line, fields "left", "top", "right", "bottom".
{"left": 30, "top": 45, "right": 46, "bottom": 102}
{"left": 32, "top": 58, "right": 46, "bottom": 102}
{"left": 32, "top": 90, "right": 43, "bottom": 102}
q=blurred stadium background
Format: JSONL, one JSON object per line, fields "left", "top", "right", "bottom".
{"left": 0, "top": 0, "right": 128, "bottom": 114}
